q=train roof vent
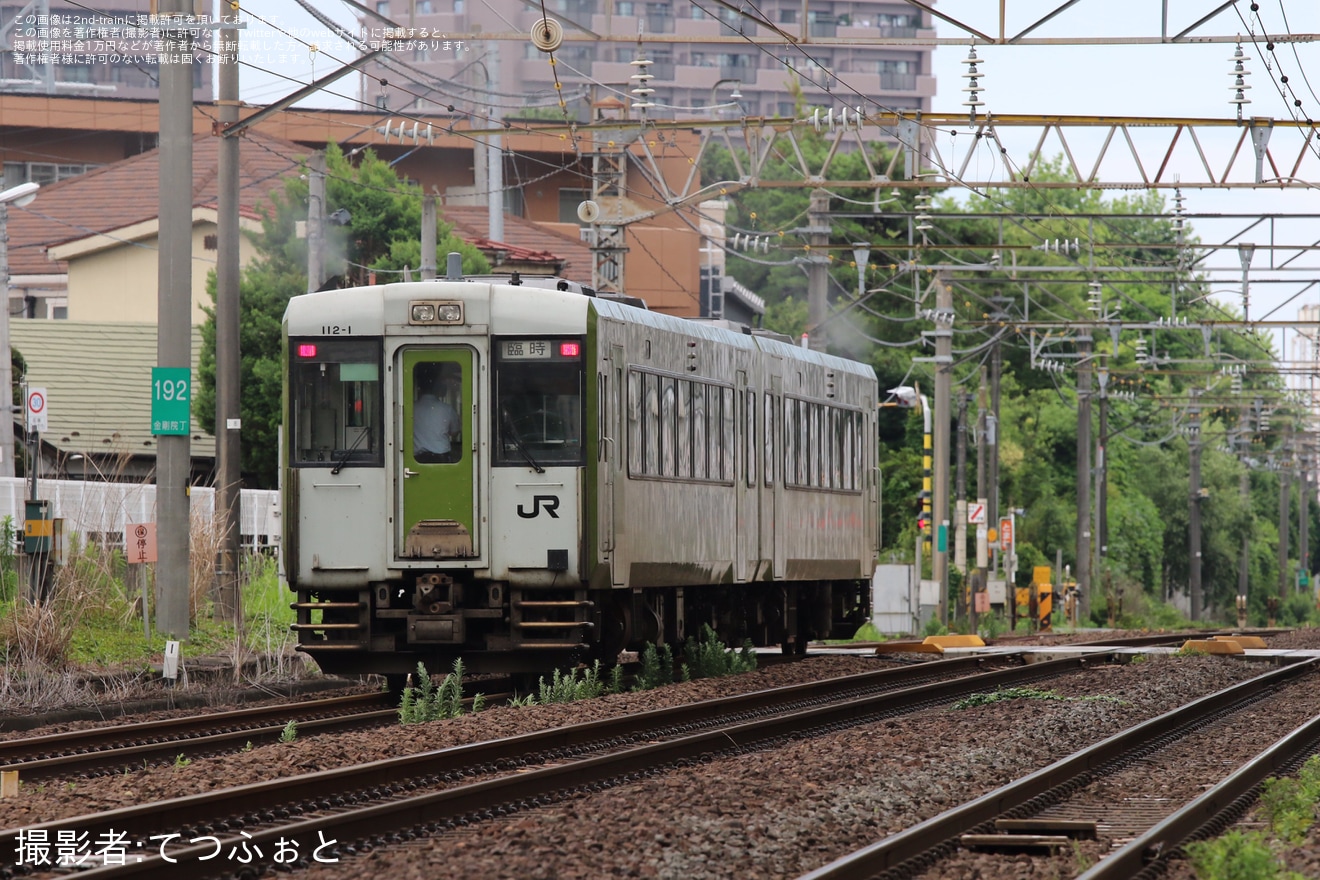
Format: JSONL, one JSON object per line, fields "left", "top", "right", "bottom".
{"left": 597, "top": 292, "right": 648, "bottom": 310}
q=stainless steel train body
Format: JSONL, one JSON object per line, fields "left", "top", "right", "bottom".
{"left": 283, "top": 277, "right": 879, "bottom": 677}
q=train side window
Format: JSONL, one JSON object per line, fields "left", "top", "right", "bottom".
{"left": 289, "top": 337, "right": 383, "bottom": 468}
{"left": 692, "top": 382, "right": 708, "bottom": 480}
{"left": 627, "top": 370, "right": 642, "bottom": 474}
{"left": 677, "top": 381, "right": 691, "bottom": 479}
{"left": 745, "top": 390, "right": 756, "bottom": 487}
{"left": 728, "top": 387, "right": 739, "bottom": 482}
{"left": 764, "top": 394, "right": 775, "bottom": 486}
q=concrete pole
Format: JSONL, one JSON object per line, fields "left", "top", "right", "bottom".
{"left": 306, "top": 151, "right": 326, "bottom": 294}
{"left": 987, "top": 340, "right": 1001, "bottom": 548}
{"left": 0, "top": 203, "right": 15, "bottom": 477}
{"left": 955, "top": 391, "right": 968, "bottom": 587}
{"left": 213, "top": 9, "right": 243, "bottom": 628}
{"left": 1300, "top": 449, "right": 1310, "bottom": 591}
{"left": 933, "top": 274, "right": 953, "bottom": 624}
{"left": 487, "top": 43, "right": 504, "bottom": 245}
{"left": 1097, "top": 378, "right": 1108, "bottom": 566}
{"left": 421, "top": 195, "right": 437, "bottom": 280}
{"left": 806, "top": 189, "right": 830, "bottom": 352}
{"left": 1280, "top": 431, "right": 1292, "bottom": 601}
{"left": 1189, "top": 394, "right": 1203, "bottom": 621}
{"left": 1075, "top": 333, "right": 1092, "bottom": 621}
{"left": 1241, "top": 470, "right": 1251, "bottom": 602}
{"left": 156, "top": 0, "right": 194, "bottom": 639}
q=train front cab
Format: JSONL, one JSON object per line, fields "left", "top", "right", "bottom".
{"left": 286, "top": 288, "right": 594, "bottom": 677}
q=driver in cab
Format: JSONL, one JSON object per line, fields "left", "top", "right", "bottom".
{"left": 413, "top": 366, "right": 461, "bottom": 463}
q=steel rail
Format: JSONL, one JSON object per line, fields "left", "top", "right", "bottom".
{"left": 797, "top": 656, "right": 1320, "bottom": 880}
{"left": 0, "top": 692, "right": 389, "bottom": 767}
{"left": 1078, "top": 709, "right": 1320, "bottom": 879}
{"left": 8, "top": 655, "right": 1109, "bottom": 878}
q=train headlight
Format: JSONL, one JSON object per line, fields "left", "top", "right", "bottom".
{"left": 410, "top": 301, "right": 464, "bottom": 325}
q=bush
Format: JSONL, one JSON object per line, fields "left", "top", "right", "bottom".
{"left": 399, "top": 659, "right": 481, "bottom": 724}
{"left": 680, "top": 624, "right": 756, "bottom": 681}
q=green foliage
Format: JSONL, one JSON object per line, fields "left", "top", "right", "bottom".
{"left": 0, "top": 516, "right": 20, "bottom": 602}
{"left": 398, "top": 659, "right": 474, "bottom": 724}
{"left": 977, "top": 612, "right": 1008, "bottom": 640}
{"left": 535, "top": 661, "right": 608, "bottom": 704}
{"left": 680, "top": 624, "right": 757, "bottom": 680}
{"left": 1185, "top": 830, "right": 1298, "bottom": 880}
{"left": 196, "top": 143, "right": 490, "bottom": 487}
{"left": 173, "top": 753, "right": 191, "bottom": 768}
{"left": 953, "top": 686, "right": 1125, "bottom": 710}
{"left": 1260, "top": 756, "right": 1320, "bottom": 844}
{"left": 278, "top": 720, "right": 297, "bottom": 743}
{"left": 922, "top": 616, "right": 948, "bottom": 638}
{"left": 634, "top": 642, "right": 676, "bottom": 691}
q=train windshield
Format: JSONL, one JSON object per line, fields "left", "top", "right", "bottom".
{"left": 289, "top": 338, "right": 384, "bottom": 468}
{"left": 494, "top": 337, "right": 585, "bottom": 467}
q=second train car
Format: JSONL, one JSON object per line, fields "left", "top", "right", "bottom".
{"left": 283, "top": 268, "right": 880, "bottom": 679}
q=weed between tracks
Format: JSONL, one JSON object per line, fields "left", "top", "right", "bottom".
{"left": 399, "top": 625, "right": 758, "bottom": 722}
{"left": 1184, "top": 754, "right": 1320, "bottom": 880}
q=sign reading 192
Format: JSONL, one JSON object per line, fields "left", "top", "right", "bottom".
{"left": 151, "top": 367, "right": 191, "bottom": 436}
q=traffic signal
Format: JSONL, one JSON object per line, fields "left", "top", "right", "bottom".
{"left": 917, "top": 512, "right": 930, "bottom": 533}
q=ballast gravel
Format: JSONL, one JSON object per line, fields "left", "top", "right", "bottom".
{"left": 6, "top": 628, "right": 1320, "bottom": 880}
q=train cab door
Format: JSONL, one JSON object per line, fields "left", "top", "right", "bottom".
{"left": 735, "top": 371, "right": 753, "bottom": 582}
{"left": 397, "top": 348, "right": 478, "bottom": 561}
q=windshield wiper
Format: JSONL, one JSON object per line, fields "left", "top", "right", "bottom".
{"left": 331, "top": 427, "right": 370, "bottom": 475}
{"left": 503, "top": 417, "right": 545, "bottom": 474}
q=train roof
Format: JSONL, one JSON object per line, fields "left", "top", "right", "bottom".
{"left": 590, "top": 298, "right": 876, "bottom": 380}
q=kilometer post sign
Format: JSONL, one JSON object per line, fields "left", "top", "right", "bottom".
{"left": 151, "top": 367, "right": 191, "bottom": 436}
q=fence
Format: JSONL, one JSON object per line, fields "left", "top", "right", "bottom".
{"left": 0, "top": 478, "right": 280, "bottom": 555}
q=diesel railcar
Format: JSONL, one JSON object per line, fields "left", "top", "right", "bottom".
{"left": 283, "top": 270, "right": 880, "bottom": 679}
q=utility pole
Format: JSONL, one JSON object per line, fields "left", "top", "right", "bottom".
{"left": 1075, "top": 332, "right": 1092, "bottom": 621}
{"left": 1188, "top": 391, "right": 1203, "bottom": 621}
{"left": 1300, "top": 445, "right": 1310, "bottom": 594}
{"left": 986, "top": 338, "right": 1001, "bottom": 552}
{"left": 1238, "top": 428, "right": 1250, "bottom": 605}
{"left": 421, "top": 195, "right": 437, "bottom": 280}
{"left": 156, "top": 0, "right": 193, "bottom": 638}
{"left": 806, "top": 189, "right": 830, "bottom": 352}
{"left": 487, "top": 43, "right": 504, "bottom": 245}
{"left": 933, "top": 273, "right": 953, "bottom": 624}
{"left": 1096, "top": 372, "right": 1108, "bottom": 569}
{"left": 306, "top": 151, "right": 326, "bottom": 294}
{"left": 213, "top": 9, "right": 243, "bottom": 628}
{"left": 1279, "top": 429, "right": 1292, "bottom": 601}
{"left": 955, "top": 391, "right": 968, "bottom": 596}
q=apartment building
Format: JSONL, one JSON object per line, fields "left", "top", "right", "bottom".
{"left": 362, "top": 0, "right": 934, "bottom": 126}
{"left": 0, "top": 0, "right": 212, "bottom": 109}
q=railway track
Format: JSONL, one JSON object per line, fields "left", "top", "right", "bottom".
{"left": 0, "top": 693, "right": 396, "bottom": 781}
{"left": 3, "top": 652, "right": 1113, "bottom": 877}
{"left": 800, "top": 655, "right": 1320, "bottom": 880}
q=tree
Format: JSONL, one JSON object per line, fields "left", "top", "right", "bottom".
{"left": 197, "top": 144, "right": 489, "bottom": 487}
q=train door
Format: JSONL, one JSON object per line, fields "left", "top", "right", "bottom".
{"left": 768, "top": 371, "right": 785, "bottom": 579}
{"left": 397, "top": 348, "right": 478, "bottom": 560}
{"left": 735, "top": 371, "right": 753, "bottom": 582}
{"left": 609, "top": 345, "right": 627, "bottom": 586}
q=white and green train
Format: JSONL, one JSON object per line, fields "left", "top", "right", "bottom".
{"left": 283, "top": 266, "right": 880, "bottom": 681}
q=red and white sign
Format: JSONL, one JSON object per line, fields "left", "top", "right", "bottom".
{"left": 999, "top": 517, "right": 1014, "bottom": 550}
{"left": 128, "top": 522, "right": 157, "bottom": 564}
{"left": 25, "top": 387, "right": 47, "bottom": 433}
{"left": 968, "top": 502, "right": 986, "bottom": 525}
